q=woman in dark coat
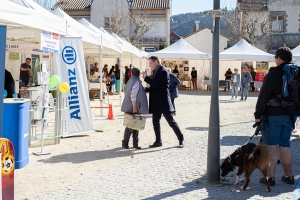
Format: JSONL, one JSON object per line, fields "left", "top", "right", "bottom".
{"left": 167, "top": 68, "right": 180, "bottom": 115}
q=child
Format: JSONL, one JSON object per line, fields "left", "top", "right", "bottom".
{"left": 110, "top": 71, "right": 116, "bottom": 94}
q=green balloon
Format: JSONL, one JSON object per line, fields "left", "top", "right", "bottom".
{"left": 49, "top": 75, "right": 60, "bottom": 89}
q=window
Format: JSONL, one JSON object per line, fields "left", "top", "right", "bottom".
{"left": 104, "top": 17, "right": 116, "bottom": 29}
{"left": 271, "top": 15, "right": 284, "bottom": 31}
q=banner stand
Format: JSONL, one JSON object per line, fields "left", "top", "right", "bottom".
{"left": 33, "top": 64, "right": 50, "bottom": 156}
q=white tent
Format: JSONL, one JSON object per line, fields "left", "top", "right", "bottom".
{"left": 220, "top": 39, "right": 274, "bottom": 61}
{"left": 0, "top": 0, "right": 66, "bottom": 42}
{"left": 78, "top": 18, "right": 122, "bottom": 55}
{"left": 292, "top": 45, "right": 300, "bottom": 62}
{"left": 148, "top": 38, "right": 211, "bottom": 59}
{"left": 51, "top": 8, "right": 100, "bottom": 49}
{"left": 111, "top": 33, "right": 142, "bottom": 58}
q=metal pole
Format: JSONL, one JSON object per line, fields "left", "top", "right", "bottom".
{"left": 131, "top": 53, "right": 134, "bottom": 67}
{"left": 140, "top": 50, "right": 143, "bottom": 71}
{"left": 0, "top": 25, "right": 6, "bottom": 138}
{"left": 207, "top": 0, "right": 221, "bottom": 183}
{"left": 99, "top": 35, "right": 104, "bottom": 116}
{"left": 119, "top": 53, "right": 123, "bottom": 106}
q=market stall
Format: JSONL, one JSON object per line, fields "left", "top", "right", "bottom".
{"left": 292, "top": 45, "right": 300, "bottom": 63}
{"left": 220, "top": 39, "right": 275, "bottom": 91}
{"left": 148, "top": 38, "right": 211, "bottom": 90}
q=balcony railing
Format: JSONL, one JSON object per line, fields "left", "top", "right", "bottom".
{"left": 137, "top": 37, "right": 167, "bottom": 45}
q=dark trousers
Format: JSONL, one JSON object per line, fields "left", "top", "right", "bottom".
{"left": 171, "top": 99, "right": 175, "bottom": 111}
{"left": 122, "top": 127, "right": 139, "bottom": 147}
{"left": 152, "top": 112, "right": 184, "bottom": 143}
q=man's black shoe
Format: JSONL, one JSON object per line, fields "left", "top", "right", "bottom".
{"left": 240, "top": 98, "right": 243, "bottom": 101}
{"left": 133, "top": 146, "right": 142, "bottom": 150}
{"left": 149, "top": 142, "right": 162, "bottom": 148}
{"left": 178, "top": 140, "right": 185, "bottom": 148}
{"left": 122, "top": 146, "right": 130, "bottom": 149}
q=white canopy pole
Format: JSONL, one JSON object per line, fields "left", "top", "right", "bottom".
{"left": 131, "top": 53, "right": 134, "bottom": 67}
{"left": 99, "top": 35, "right": 103, "bottom": 116}
{"left": 140, "top": 50, "right": 142, "bottom": 71}
{"left": 119, "top": 53, "right": 123, "bottom": 106}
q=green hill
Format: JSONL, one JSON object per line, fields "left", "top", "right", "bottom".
{"left": 170, "top": 9, "right": 233, "bottom": 38}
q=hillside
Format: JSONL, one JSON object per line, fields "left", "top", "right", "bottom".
{"left": 170, "top": 9, "right": 233, "bottom": 38}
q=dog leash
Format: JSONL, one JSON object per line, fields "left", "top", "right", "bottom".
{"left": 246, "top": 122, "right": 261, "bottom": 143}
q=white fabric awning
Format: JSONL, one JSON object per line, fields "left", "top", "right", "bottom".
{"left": 220, "top": 39, "right": 274, "bottom": 61}
{"left": 78, "top": 18, "right": 122, "bottom": 55}
{"left": 148, "top": 38, "right": 211, "bottom": 59}
{"left": 0, "top": 0, "right": 66, "bottom": 42}
{"left": 111, "top": 33, "right": 142, "bottom": 58}
{"left": 292, "top": 45, "right": 300, "bottom": 62}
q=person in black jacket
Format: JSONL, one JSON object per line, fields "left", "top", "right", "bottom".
{"left": 5, "top": 69, "right": 14, "bottom": 98}
{"left": 254, "top": 47, "right": 295, "bottom": 186}
{"left": 142, "top": 56, "right": 184, "bottom": 148}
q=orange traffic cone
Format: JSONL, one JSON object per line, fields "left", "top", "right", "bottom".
{"left": 107, "top": 104, "right": 114, "bottom": 120}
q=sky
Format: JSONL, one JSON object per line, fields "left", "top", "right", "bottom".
{"left": 171, "top": 0, "right": 236, "bottom": 16}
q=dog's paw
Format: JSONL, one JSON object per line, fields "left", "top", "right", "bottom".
{"left": 239, "top": 177, "right": 245, "bottom": 182}
{"left": 234, "top": 181, "right": 239, "bottom": 185}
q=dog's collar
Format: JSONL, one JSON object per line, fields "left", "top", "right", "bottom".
{"left": 227, "top": 155, "right": 235, "bottom": 170}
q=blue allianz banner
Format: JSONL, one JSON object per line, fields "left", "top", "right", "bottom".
{"left": 53, "top": 37, "right": 93, "bottom": 136}
{"left": 0, "top": 25, "right": 7, "bottom": 136}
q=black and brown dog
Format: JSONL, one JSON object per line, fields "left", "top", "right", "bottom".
{"left": 220, "top": 143, "right": 257, "bottom": 185}
{"left": 221, "top": 143, "right": 271, "bottom": 192}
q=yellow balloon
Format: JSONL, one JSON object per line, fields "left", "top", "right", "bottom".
{"left": 59, "top": 82, "right": 70, "bottom": 93}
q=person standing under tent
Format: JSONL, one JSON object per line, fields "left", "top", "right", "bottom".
{"left": 240, "top": 66, "right": 252, "bottom": 101}
{"left": 250, "top": 68, "right": 256, "bottom": 92}
{"left": 92, "top": 62, "right": 99, "bottom": 75}
{"left": 115, "top": 64, "right": 121, "bottom": 94}
{"left": 19, "top": 58, "right": 32, "bottom": 87}
{"left": 191, "top": 67, "right": 197, "bottom": 90}
{"left": 230, "top": 68, "right": 240, "bottom": 100}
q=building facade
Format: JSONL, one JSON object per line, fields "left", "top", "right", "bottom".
{"left": 237, "top": 0, "right": 300, "bottom": 52}
{"left": 52, "top": 0, "right": 170, "bottom": 51}
{"left": 184, "top": 26, "right": 229, "bottom": 55}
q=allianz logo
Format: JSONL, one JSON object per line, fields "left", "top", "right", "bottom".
{"left": 23, "top": 133, "right": 28, "bottom": 138}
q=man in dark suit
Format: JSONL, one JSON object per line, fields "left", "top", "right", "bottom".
{"left": 142, "top": 56, "right": 184, "bottom": 148}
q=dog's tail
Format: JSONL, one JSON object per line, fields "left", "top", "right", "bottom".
{"left": 248, "top": 144, "right": 269, "bottom": 160}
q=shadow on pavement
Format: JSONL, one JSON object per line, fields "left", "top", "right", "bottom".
{"left": 186, "top": 127, "right": 208, "bottom": 132}
{"left": 221, "top": 135, "right": 262, "bottom": 146}
{"left": 142, "top": 174, "right": 296, "bottom": 200}
{"left": 37, "top": 147, "right": 174, "bottom": 164}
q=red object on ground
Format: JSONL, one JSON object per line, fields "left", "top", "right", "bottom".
{"left": 107, "top": 104, "right": 114, "bottom": 120}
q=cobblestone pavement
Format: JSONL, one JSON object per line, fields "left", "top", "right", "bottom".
{"left": 38, "top": 119, "right": 300, "bottom": 200}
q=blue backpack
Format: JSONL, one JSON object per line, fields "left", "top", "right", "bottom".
{"left": 269, "top": 63, "right": 300, "bottom": 116}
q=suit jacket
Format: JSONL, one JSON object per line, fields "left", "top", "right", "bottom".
{"left": 144, "top": 65, "right": 174, "bottom": 114}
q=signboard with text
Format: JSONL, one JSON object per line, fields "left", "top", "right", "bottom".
{"left": 9, "top": 53, "right": 19, "bottom": 60}
{"left": 40, "top": 31, "right": 60, "bottom": 54}
{"left": 255, "top": 72, "right": 265, "bottom": 82}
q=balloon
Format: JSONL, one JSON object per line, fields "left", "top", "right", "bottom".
{"left": 59, "top": 82, "right": 70, "bottom": 93}
{"left": 49, "top": 75, "right": 60, "bottom": 89}
{"left": 3, "top": 90, "right": 7, "bottom": 99}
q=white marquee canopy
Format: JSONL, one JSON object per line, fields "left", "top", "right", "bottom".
{"left": 292, "top": 45, "right": 300, "bottom": 62}
{"left": 220, "top": 39, "right": 274, "bottom": 61}
{"left": 0, "top": 0, "right": 66, "bottom": 43}
{"left": 148, "top": 38, "right": 211, "bottom": 59}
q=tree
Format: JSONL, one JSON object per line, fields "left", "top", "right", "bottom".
{"left": 221, "top": 0, "right": 269, "bottom": 44}
{"left": 103, "top": 0, "right": 157, "bottom": 48}
{"left": 33, "top": 0, "right": 57, "bottom": 10}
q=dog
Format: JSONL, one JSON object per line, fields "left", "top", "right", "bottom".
{"left": 243, "top": 143, "right": 271, "bottom": 192}
{"left": 220, "top": 143, "right": 257, "bottom": 185}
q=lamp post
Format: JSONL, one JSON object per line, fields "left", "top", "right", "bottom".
{"left": 207, "top": 0, "right": 221, "bottom": 184}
